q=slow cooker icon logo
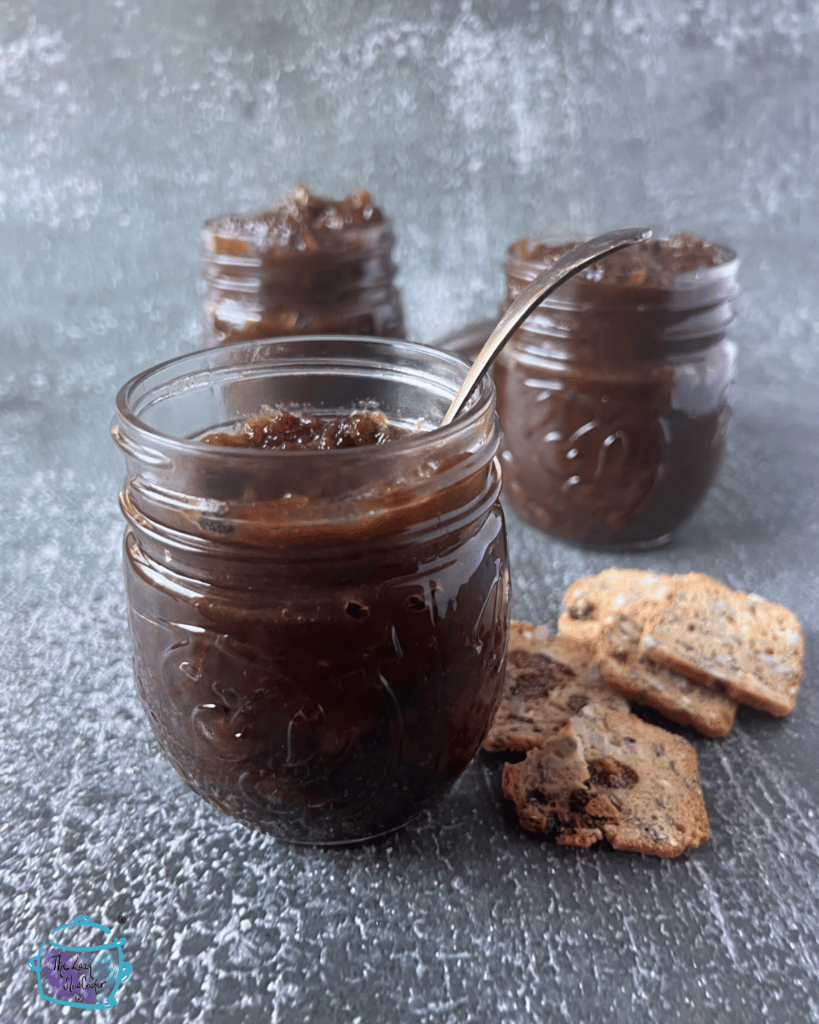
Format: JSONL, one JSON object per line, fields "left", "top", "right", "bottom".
{"left": 28, "top": 914, "right": 132, "bottom": 1010}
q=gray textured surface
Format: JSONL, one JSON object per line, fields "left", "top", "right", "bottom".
{"left": 2, "top": 1, "right": 818, "bottom": 1021}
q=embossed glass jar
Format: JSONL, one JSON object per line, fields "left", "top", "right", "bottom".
{"left": 494, "top": 237, "right": 739, "bottom": 549}
{"left": 112, "top": 337, "right": 509, "bottom": 844}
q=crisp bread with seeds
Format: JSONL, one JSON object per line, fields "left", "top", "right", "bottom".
{"left": 502, "top": 703, "right": 709, "bottom": 857}
{"left": 501, "top": 722, "right": 598, "bottom": 840}
{"left": 558, "top": 568, "right": 673, "bottom": 643}
{"left": 638, "top": 576, "right": 804, "bottom": 717}
{"left": 482, "top": 620, "right": 629, "bottom": 753}
{"left": 597, "top": 615, "right": 739, "bottom": 738}
{"left": 570, "top": 704, "right": 710, "bottom": 856}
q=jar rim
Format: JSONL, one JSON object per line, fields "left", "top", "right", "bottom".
{"left": 113, "top": 335, "right": 494, "bottom": 464}
{"left": 505, "top": 235, "right": 739, "bottom": 308}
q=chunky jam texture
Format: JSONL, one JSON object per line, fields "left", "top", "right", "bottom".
{"left": 206, "top": 184, "right": 384, "bottom": 254}
{"left": 514, "top": 232, "right": 727, "bottom": 288}
{"left": 201, "top": 409, "right": 410, "bottom": 451}
{"left": 201, "top": 185, "right": 405, "bottom": 343}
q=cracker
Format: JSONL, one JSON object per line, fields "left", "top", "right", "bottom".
{"left": 638, "top": 576, "right": 804, "bottom": 717}
{"left": 571, "top": 704, "right": 710, "bottom": 856}
{"left": 558, "top": 568, "right": 673, "bottom": 643}
{"left": 503, "top": 704, "right": 710, "bottom": 857}
{"left": 501, "top": 722, "right": 597, "bottom": 840}
{"left": 482, "top": 620, "right": 629, "bottom": 753}
{"left": 597, "top": 614, "right": 739, "bottom": 738}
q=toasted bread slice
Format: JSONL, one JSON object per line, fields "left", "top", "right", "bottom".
{"left": 483, "top": 620, "right": 628, "bottom": 753}
{"left": 558, "top": 568, "right": 673, "bottom": 643}
{"left": 597, "top": 614, "right": 739, "bottom": 738}
{"left": 503, "top": 703, "right": 710, "bottom": 858}
{"left": 638, "top": 576, "right": 804, "bottom": 717}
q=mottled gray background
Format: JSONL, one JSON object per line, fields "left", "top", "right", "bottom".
{"left": 1, "top": 2, "right": 817, "bottom": 1022}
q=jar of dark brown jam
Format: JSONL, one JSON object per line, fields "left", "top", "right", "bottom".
{"left": 494, "top": 233, "right": 739, "bottom": 549}
{"left": 112, "top": 337, "right": 509, "bottom": 844}
{"left": 202, "top": 185, "right": 405, "bottom": 346}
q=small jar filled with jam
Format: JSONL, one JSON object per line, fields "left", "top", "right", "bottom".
{"left": 494, "top": 233, "right": 739, "bottom": 549}
{"left": 112, "top": 337, "right": 508, "bottom": 844}
{"left": 202, "top": 185, "right": 405, "bottom": 346}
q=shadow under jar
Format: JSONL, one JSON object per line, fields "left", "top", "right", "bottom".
{"left": 112, "top": 337, "right": 509, "bottom": 844}
{"left": 494, "top": 235, "right": 739, "bottom": 549}
{"left": 202, "top": 186, "right": 405, "bottom": 346}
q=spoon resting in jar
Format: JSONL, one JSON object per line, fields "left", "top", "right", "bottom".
{"left": 439, "top": 226, "right": 652, "bottom": 426}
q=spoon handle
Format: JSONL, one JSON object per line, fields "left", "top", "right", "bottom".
{"left": 439, "top": 226, "right": 652, "bottom": 426}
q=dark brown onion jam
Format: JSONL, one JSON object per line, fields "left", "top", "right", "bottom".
{"left": 496, "top": 233, "right": 738, "bottom": 549}
{"left": 201, "top": 408, "right": 411, "bottom": 451}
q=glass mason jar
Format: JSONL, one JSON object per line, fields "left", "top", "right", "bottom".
{"left": 112, "top": 337, "right": 509, "bottom": 844}
{"left": 494, "top": 237, "right": 739, "bottom": 549}
{"left": 202, "top": 198, "right": 405, "bottom": 346}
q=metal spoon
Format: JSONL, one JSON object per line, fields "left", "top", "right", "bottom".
{"left": 439, "top": 226, "right": 652, "bottom": 426}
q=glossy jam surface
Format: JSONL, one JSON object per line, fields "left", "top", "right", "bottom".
{"left": 495, "top": 356, "right": 732, "bottom": 548}
{"left": 497, "top": 234, "right": 737, "bottom": 549}
{"left": 512, "top": 232, "right": 727, "bottom": 287}
{"left": 125, "top": 501, "right": 508, "bottom": 843}
{"left": 200, "top": 408, "right": 410, "bottom": 450}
